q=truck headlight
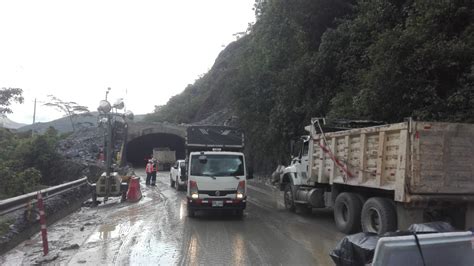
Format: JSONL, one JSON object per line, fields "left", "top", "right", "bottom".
{"left": 190, "top": 180, "right": 199, "bottom": 199}
{"left": 236, "top": 180, "right": 245, "bottom": 199}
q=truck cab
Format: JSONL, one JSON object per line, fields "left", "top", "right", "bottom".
{"left": 282, "top": 136, "right": 313, "bottom": 188}
{"left": 186, "top": 151, "right": 249, "bottom": 217}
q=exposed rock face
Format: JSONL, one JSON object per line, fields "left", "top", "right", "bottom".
{"left": 193, "top": 108, "right": 239, "bottom": 127}
{"left": 57, "top": 123, "right": 132, "bottom": 183}
{"left": 56, "top": 127, "right": 106, "bottom": 182}
{"left": 59, "top": 127, "right": 103, "bottom": 164}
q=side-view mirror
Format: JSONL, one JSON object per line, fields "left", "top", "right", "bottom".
{"left": 247, "top": 167, "right": 254, "bottom": 180}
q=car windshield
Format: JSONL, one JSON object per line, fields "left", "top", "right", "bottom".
{"left": 190, "top": 154, "right": 244, "bottom": 177}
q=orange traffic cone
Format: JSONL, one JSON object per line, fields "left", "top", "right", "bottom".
{"left": 127, "top": 176, "right": 142, "bottom": 202}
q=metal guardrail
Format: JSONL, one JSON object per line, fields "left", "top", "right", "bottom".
{"left": 0, "top": 177, "right": 89, "bottom": 216}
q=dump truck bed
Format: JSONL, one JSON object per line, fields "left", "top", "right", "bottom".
{"left": 185, "top": 126, "right": 244, "bottom": 152}
{"left": 309, "top": 120, "right": 474, "bottom": 202}
{"left": 153, "top": 149, "right": 176, "bottom": 163}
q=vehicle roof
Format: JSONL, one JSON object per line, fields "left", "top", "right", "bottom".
{"left": 189, "top": 151, "right": 244, "bottom": 156}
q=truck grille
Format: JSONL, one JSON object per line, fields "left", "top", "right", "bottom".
{"left": 199, "top": 190, "right": 236, "bottom": 196}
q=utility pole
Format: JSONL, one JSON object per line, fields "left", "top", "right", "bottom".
{"left": 104, "top": 111, "right": 113, "bottom": 201}
{"left": 104, "top": 87, "right": 112, "bottom": 201}
{"left": 32, "top": 98, "right": 37, "bottom": 137}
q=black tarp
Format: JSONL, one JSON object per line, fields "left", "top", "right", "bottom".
{"left": 407, "top": 221, "right": 455, "bottom": 233}
{"left": 330, "top": 222, "right": 457, "bottom": 266}
{"left": 330, "top": 232, "right": 380, "bottom": 266}
{"left": 186, "top": 126, "right": 244, "bottom": 150}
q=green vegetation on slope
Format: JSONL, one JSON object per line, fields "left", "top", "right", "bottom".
{"left": 0, "top": 127, "right": 66, "bottom": 199}
{"left": 147, "top": 0, "right": 474, "bottom": 172}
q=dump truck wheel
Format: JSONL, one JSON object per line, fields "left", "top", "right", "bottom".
{"left": 361, "top": 197, "right": 397, "bottom": 235}
{"left": 284, "top": 184, "right": 296, "bottom": 212}
{"left": 334, "top": 192, "right": 363, "bottom": 234}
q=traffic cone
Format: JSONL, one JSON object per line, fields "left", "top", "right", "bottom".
{"left": 127, "top": 176, "right": 142, "bottom": 202}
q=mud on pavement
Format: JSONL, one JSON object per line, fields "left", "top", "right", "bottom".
{"left": 1, "top": 170, "right": 343, "bottom": 265}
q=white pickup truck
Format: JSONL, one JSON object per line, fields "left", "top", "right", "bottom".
{"left": 170, "top": 159, "right": 186, "bottom": 191}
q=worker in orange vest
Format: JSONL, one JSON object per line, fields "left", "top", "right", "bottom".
{"left": 151, "top": 159, "right": 158, "bottom": 186}
{"left": 145, "top": 159, "right": 153, "bottom": 185}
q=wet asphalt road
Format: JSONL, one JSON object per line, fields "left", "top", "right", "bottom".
{"left": 1, "top": 170, "right": 343, "bottom": 265}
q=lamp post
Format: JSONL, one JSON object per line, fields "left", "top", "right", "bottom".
{"left": 97, "top": 92, "right": 133, "bottom": 202}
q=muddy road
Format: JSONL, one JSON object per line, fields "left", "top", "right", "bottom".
{"left": 1, "top": 170, "right": 343, "bottom": 265}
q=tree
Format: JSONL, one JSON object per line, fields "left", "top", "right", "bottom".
{"left": 43, "top": 95, "right": 91, "bottom": 132}
{"left": 0, "top": 87, "right": 23, "bottom": 114}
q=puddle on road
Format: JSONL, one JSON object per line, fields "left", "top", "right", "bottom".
{"left": 86, "top": 220, "right": 143, "bottom": 243}
{"left": 86, "top": 223, "right": 122, "bottom": 242}
{"left": 128, "top": 240, "right": 178, "bottom": 265}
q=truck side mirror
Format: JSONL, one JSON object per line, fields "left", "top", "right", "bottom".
{"left": 247, "top": 167, "right": 254, "bottom": 179}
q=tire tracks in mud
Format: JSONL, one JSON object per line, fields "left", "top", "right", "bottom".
{"left": 113, "top": 173, "right": 184, "bottom": 265}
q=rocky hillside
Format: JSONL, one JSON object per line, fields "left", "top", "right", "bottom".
{"left": 146, "top": 0, "right": 474, "bottom": 173}
{"left": 18, "top": 113, "right": 146, "bottom": 134}
{"left": 18, "top": 113, "right": 98, "bottom": 134}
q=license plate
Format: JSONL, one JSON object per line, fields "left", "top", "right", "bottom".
{"left": 212, "top": 200, "right": 223, "bottom": 207}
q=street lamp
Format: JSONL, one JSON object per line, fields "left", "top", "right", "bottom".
{"left": 98, "top": 100, "right": 112, "bottom": 113}
{"left": 113, "top": 98, "right": 125, "bottom": 110}
{"left": 97, "top": 90, "right": 133, "bottom": 202}
{"left": 125, "top": 110, "right": 134, "bottom": 120}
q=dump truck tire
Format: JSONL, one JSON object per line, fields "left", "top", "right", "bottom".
{"left": 334, "top": 192, "right": 363, "bottom": 234}
{"left": 361, "top": 197, "right": 397, "bottom": 235}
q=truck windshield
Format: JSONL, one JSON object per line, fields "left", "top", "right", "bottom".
{"left": 190, "top": 155, "right": 244, "bottom": 177}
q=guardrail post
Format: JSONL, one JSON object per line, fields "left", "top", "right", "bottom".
{"left": 37, "top": 192, "right": 49, "bottom": 256}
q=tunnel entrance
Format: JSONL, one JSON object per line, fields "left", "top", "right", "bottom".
{"left": 126, "top": 133, "right": 185, "bottom": 167}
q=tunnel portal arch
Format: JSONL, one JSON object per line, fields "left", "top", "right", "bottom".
{"left": 124, "top": 122, "right": 187, "bottom": 167}
{"left": 125, "top": 132, "right": 185, "bottom": 166}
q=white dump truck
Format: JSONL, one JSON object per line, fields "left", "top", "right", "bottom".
{"left": 279, "top": 118, "right": 474, "bottom": 234}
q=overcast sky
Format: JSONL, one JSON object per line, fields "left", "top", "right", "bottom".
{"left": 0, "top": 0, "right": 255, "bottom": 124}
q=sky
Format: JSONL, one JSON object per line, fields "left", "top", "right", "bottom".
{"left": 0, "top": 0, "right": 256, "bottom": 124}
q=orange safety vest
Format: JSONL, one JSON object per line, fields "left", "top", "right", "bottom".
{"left": 145, "top": 163, "right": 153, "bottom": 173}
